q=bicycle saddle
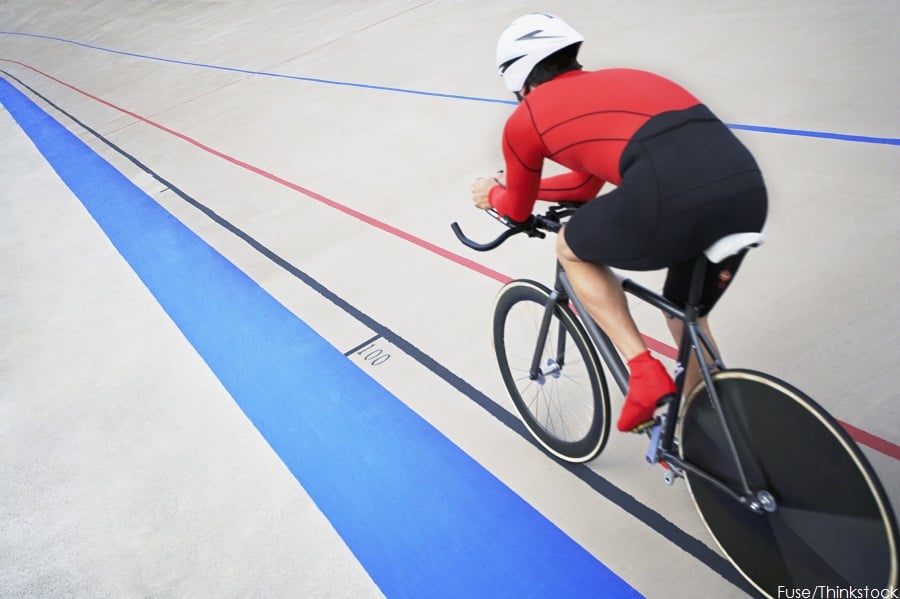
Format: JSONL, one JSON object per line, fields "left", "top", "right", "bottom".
{"left": 703, "top": 232, "right": 765, "bottom": 263}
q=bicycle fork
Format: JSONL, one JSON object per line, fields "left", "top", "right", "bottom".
{"left": 528, "top": 264, "right": 600, "bottom": 384}
{"left": 527, "top": 287, "right": 565, "bottom": 384}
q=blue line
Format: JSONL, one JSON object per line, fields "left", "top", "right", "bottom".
{"left": 3, "top": 31, "right": 898, "bottom": 145}
{"left": 0, "top": 31, "right": 513, "bottom": 106}
{"left": 725, "top": 123, "right": 900, "bottom": 146}
{"left": 1, "top": 77, "right": 641, "bottom": 598}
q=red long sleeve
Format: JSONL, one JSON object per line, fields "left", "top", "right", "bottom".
{"left": 489, "top": 69, "right": 700, "bottom": 222}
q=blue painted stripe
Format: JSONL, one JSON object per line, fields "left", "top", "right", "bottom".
{"left": 2, "top": 31, "right": 898, "bottom": 145}
{"left": 725, "top": 123, "right": 900, "bottom": 146}
{"left": 1, "top": 77, "right": 640, "bottom": 598}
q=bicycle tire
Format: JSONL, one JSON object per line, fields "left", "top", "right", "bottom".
{"left": 492, "top": 279, "right": 610, "bottom": 463}
{"left": 678, "top": 369, "right": 899, "bottom": 597}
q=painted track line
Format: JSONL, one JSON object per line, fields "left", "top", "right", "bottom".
{"left": 2, "top": 61, "right": 898, "bottom": 465}
{"left": 2, "top": 31, "right": 899, "bottom": 145}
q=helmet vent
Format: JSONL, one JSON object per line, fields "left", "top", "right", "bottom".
{"left": 516, "top": 29, "right": 565, "bottom": 42}
{"left": 499, "top": 55, "right": 526, "bottom": 74}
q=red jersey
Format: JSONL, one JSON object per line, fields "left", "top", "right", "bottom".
{"left": 489, "top": 68, "right": 701, "bottom": 222}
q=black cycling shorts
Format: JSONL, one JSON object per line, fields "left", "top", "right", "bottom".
{"left": 564, "top": 104, "right": 767, "bottom": 316}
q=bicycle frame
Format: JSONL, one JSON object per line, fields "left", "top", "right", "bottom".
{"left": 452, "top": 209, "right": 770, "bottom": 511}
{"left": 544, "top": 259, "right": 769, "bottom": 511}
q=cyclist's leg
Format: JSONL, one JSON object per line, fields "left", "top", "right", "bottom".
{"left": 557, "top": 230, "right": 675, "bottom": 432}
{"left": 558, "top": 175, "right": 682, "bottom": 432}
{"left": 557, "top": 232, "right": 645, "bottom": 360}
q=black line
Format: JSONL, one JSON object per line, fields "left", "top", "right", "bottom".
{"left": 0, "top": 69, "right": 758, "bottom": 597}
{"left": 345, "top": 334, "right": 381, "bottom": 356}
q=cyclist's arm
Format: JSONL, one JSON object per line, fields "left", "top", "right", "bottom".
{"left": 487, "top": 110, "right": 544, "bottom": 222}
{"left": 489, "top": 165, "right": 605, "bottom": 219}
{"left": 488, "top": 109, "right": 605, "bottom": 221}
{"left": 536, "top": 171, "right": 605, "bottom": 202}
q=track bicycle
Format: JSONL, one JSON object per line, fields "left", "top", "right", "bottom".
{"left": 451, "top": 203, "right": 899, "bottom": 597}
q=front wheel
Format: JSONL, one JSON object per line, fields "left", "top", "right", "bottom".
{"left": 492, "top": 279, "right": 610, "bottom": 463}
{"left": 679, "top": 369, "right": 899, "bottom": 597}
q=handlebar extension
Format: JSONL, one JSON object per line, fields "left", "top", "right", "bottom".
{"left": 451, "top": 203, "right": 580, "bottom": 252}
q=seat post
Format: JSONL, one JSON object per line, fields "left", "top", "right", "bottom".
{"left": 685, "top": 255, "right": 708, "bottom": 321}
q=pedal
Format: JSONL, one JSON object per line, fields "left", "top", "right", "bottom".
{"left": 629, "top": 394, "right": 674, "bottom": 436}
{"left": 630, "top": 419, "right": 656, "bottom": 434}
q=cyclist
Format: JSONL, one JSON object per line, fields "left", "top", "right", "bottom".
{"left": 471, "top": 13, "right": 767, "bottom": 432}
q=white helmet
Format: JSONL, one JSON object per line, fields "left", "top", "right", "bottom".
{"left": 496, "top": 13, "right": 584, "bottom": 93}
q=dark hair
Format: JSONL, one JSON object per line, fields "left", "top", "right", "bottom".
{"left": 525, "top": 43, "right": 583, "bottom": 88}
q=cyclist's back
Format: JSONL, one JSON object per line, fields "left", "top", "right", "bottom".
{"left": 492, "top": 67, "right": 767, "bottom": 273}
{"left": 495, "top": 68, "right": 700, "bottom": 212}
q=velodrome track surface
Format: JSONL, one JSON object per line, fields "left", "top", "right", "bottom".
{"left": 2, "top": 2, "right": 898, "bottom": 597}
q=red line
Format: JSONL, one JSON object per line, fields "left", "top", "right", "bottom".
{"left": 644, "top": 335, "right": 677, "bottom": 360}
{"left": 2, "top": 59, "right": 515, "bottom": 286}
{"left": 6, "top": 59, "right": 896, "bottom": 462}
{"left": 840, "top": 420, "right": 900, "bottom": 461}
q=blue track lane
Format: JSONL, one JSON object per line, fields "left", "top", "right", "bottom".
{"left": 1, "top": 77, "right": 642, "bottom": 598}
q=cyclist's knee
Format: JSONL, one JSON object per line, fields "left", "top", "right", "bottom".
{"left": 556, "top": 226, "right": 581, "bottom": 263}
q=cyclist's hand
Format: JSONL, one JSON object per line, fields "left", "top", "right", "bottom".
{"left": 471, "top": 171, "right": 505, "bottom": 210}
